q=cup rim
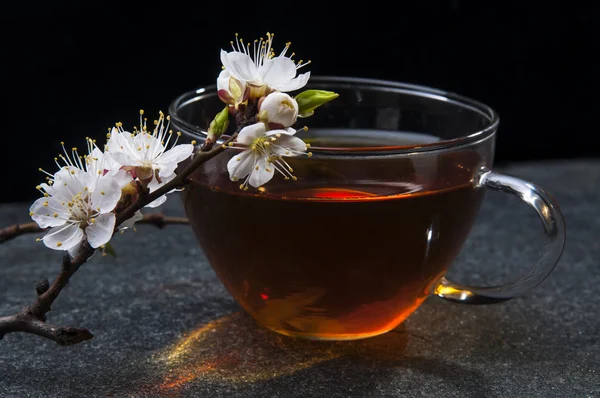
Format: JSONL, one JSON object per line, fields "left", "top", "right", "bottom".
{"left": 168, "top": 75, "right": 499, "bottom": 155}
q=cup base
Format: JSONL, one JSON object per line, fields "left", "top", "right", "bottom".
{"left": 268, "top": 327, "right": 395, "bottom": 341}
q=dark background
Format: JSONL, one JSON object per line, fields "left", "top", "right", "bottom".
{"left": 3, "top": 1, "right": 598, "bottom": 203}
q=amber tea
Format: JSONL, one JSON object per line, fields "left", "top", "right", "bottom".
{"left": 184, "top": 148, "right": 485, "bottom": 340}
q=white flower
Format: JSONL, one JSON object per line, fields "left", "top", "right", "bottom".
{"left": 119, "top": 210, "right": 143, "bottom": 230}
{"left": 220, "top": 33, "right": 311, "bottom": 95}
{"left": 227, "top": 122, "right": 311, "bottom": 189}
{"left": 106, "top": 111, "right": 194, "bottom": 208}
{"left": 217, "top": 69, "right": 249, "bottom": 108}
{"left": 259, "top": 92, "right": 298, "bottom": 127}
{"left": 31, "top": 141, "right": 133, "bottom": 254}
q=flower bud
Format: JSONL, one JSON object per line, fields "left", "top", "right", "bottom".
{"left": 217, "top": 70, "right": 249, "bottom": 108}
{"left": 294, "top": 90, "right": 339, "bottom": 118}
{"left": 258, "top": 92, "right": 299, "bottom": 128}
{"left": 207, "top": 106, "right": 230, "bottom": 143}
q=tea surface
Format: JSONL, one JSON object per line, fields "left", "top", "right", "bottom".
{"left": 184, "top": 179, "right": 484, "bottom": 339}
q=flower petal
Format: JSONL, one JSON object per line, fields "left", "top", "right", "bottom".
{"left": 42, "top": 223, "right": 84, "bottom": 251}
{"left": 120, "top": 210, "right": 143, "bottom": 230}
{"left": 106, "top": 131, "right": 137, "bottom": 166}
{"left": 156, "top": 144, "right": 193, "bottom": 169}
{"left": 266, "top": 127, "right": 297, "bottom": 137}
{"left": 110, "top": 169, "right": 133, "bottom": 189}
{"left": 145, "top": 195, "right": 167, "bottom": 208}
{"left": 248, "top": 156, "right": 275, "bottom": 188}
{"left": 41, "top": 182, "right": 71, "bottom": 203}
{"left": 90, "top": 176, "right": 121, "bottom": 213}
{"left": 270, "top": 72, "right": 311, "bottom": 92}
{"left": 237, "top": 123, "right": 267, "bottom": 145}
{"left": 221, "top": 50, "right": 259, "bottom": 82}
{"left": 259, "top": 57, "right": 297, "bottom": 86}
{"left": 145, "top": 177, "right": 174, "bottom": 208}
{"left": 54, "top": 167, "right": 87, "bottom": 194}
{"left": 68, "top": 242, "right": 82, "bottom": 258}
{"left": 157, "top": 163, "right": 177, "bottom": 180}
{"left": 93, "top": 148, "right": 123, "bottom": 176}
{"left": 227, "top": 150, "right": 256, "bottom": 182}
{"left": 106, "top": 151, "right": 138, "bottom": 168}
{"left": 274, "top": 135, "right": 308, "bottom": 154}
{"left": 30, "top": 197, "right": 70, "bottom": 228}
{"left": 106, "top": 129, "right": 132, "bottom": 151}
{"left": 149, "top": 173, "right": 175, "bottom": 191}
{"left": 86, "top": 213, "right": 116, "bottom": 248}
{"left": 217, "top": 69, "right": 231, "bottom": 91}
{"left": 218, "top": 89, "right": 234, "bottom": 105}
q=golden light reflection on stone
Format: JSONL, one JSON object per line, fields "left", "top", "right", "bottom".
{"left": 154, "top": 312, "right": 408, "bottom": 394}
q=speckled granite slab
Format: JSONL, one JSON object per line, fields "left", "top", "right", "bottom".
{"left": 1, "top": 160, "right": 598, "bottom": 397}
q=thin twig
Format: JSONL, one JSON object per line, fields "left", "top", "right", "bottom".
{"left": 0, "top": 247, "right": 95, "bottom": 345}
{"left": 0, "top": 214, "right": 190, "bottom": 244}
{"left": 115, "top": 132, "right": 239, "bottom": 226}
{"left": 0, "top": 121, "right": 247, "bottom": 345}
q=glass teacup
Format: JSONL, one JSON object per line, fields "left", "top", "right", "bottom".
{"left": 169, "top": 77, "right": 566, "bottom": 341}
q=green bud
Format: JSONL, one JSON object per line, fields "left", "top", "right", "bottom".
{"left": 104, "top": 242, "right": 117, "bottom": 257}
{"left": 294, "top": 90, "right": 339, "bottom": 118}
{"left": 207, "top": 106, "right": 230, "bottom": 140}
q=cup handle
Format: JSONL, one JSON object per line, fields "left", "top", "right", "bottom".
{"left": 433, "top": 168, "right": 566, "bottom": 304}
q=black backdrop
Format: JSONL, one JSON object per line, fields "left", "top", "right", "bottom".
{"left": 3, "top": 1, "right": 598, "bottom": 202}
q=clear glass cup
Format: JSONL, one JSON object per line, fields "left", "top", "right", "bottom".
{"left": 169, "top": 76, "right": 566, "bottom": 341}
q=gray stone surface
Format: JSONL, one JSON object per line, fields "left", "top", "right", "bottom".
{"left": 0, "top": 159, "right": 598, "bottom": 398}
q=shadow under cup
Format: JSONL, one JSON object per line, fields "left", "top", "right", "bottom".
{"left": 169, "top": 77, "right": 565, "bottom": 341}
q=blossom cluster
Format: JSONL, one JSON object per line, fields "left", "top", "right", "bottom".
{"left": 217, "top": 32, "right": 336, "bottom": 189}
{"left": 29, "top": 32, "right": 338, "bottom": 255}
{"left": 30, "top": 112, "right": 194, "bottom": 254}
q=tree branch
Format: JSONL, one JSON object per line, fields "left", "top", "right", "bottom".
{"left": 115, "top": 132, "right": 239, "bottom": 226}
{"left": 0, "top": 124, "right": 246, "bottom": 346}
{"left": 1, "top": 213, "right": 190, "bottom": 243}
{"left": 0, "top": 314, "right": 93, "bottom": 346}
{"left": 0, "top": 247, "right": 95, "bottom": 344}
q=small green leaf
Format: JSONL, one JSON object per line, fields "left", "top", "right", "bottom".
{"left": 104, "top": 242, "right": 117, "bottom": 257}
{"left": 207, "top": 106, "right": 230, "bottom": 139}
{"left": 294, "top": 90, "right": 339, "bottom": 118}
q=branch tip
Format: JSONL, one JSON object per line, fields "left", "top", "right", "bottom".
{"left": 36, "top": 278, "right": 50, "bottom": 296}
